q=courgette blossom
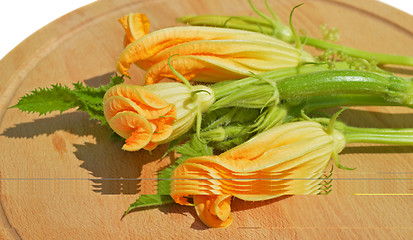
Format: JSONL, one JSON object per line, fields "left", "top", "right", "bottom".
{"left": 103, "top": 82, "right": 214, "bottom": 151}
{"left": 170, "top": 121, "right": 345, "bottom": 228}
{"left": 178, "top": 1, "right": 413, "bottom": 68}
{"left": 169, "top": 108, "right": 413, "bottom": 228}
{"left": 116, "top": 13, "right": 313, "bottom": 84}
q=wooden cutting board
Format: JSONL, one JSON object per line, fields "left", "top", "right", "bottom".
{"left": 1, "top": 0, "right": 412, "bottom": 239}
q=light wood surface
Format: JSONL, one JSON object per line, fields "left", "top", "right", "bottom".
{"left": 1, "top": 0, "right": 412, "bottom": 239}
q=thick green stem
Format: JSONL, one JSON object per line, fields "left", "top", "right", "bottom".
{"left": 212, "top": 69, "right": 413, "bottom": 113}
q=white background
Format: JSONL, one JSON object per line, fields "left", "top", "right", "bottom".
{"left": 0, "top": 0, "right": 412, "bottom": 60}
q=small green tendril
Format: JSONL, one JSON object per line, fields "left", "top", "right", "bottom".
{"left": 256, "top": 22, "right": 264, "bottom": 34}
{"left": 332, "top": 150, "right": 356, "bottom": 170}
{"left": 326, "top": 108, "right": 356, "bottom": 170}
{"left": 223, "top": 17, "right": 234, "bottom": 28}
{"left": 327, "top": 107, "right": 348, "bottom": 135}
{"left": 264, "top": 0, "right": 280, "bottom": 23}
{"left": 191, "top": 89, "right": 212, "bottom": 97}
{"left": 167, "top": 55, "right": 208, "bottom": 144}
{"left": 167, "top": 54, "right": 192, "bottom": 88}
{"left": 195, "top": 109, "right": 205, "bottom": 143}
{"left": 317, "top": 49, "right": 348, "bottom": 67}
{"left": 349, "top": 58, "right": 371, "bottom": 71}
{"left": 248, "top": 0, "right": 278, "bottom": 36}
{"left": 320, "top": 23, "right": 340, "bottom": 42}
{"left": 289, "top": 3, "right": 304, "bottom": 50}
{"left": 299, "top": 29, "right": 309, "bottom": 46}
{"left": 317, "top": 49, "right": 383, "bottom": 72}
{"left": 300, "top": 109, "right": 312, "bottom": 121}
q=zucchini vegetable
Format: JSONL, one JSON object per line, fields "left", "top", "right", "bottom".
{"left": 212, "top": 69, "right": 413, "bottom": 110}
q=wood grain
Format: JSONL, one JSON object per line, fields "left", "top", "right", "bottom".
{"left": 0, "top": 0, "right": 412, "bottom": 239}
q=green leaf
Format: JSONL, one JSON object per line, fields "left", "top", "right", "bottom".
{"left": 10, "top": 84, "right": 78, "bottom": 115}
{"left": 157, "top": 136, "right": 213, "bottom": 194}
{"left": 124, "top": 136, "right": 213, "bottom": 215}
{"left": 175, "top": 134, "right": 213, "bottom": 158}
{"left": 124, "top": 194, "right": 175, "bottom": 215}
{"left": 10, "top": 74, "right": 125, "bottom": 125}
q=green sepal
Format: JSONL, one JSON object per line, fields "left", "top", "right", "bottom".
{"left": 332, "top": 150, "right": 356, "bottom": 170}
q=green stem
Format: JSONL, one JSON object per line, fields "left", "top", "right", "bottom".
{"left": 247, "top": 0, "right": 278, "bottom": 29}
{"left": 344, "top": 125, "right": 413, "bottom": 145}
{"left": 177, "top": 15, "right": 275, "bottom": 35}
{"left": 289, "top": 4, "right": 303, "bottom": 50}
{"left": 304, "top": 37, "right": 413, "bottom": 67}
{"left": 314, "top": 118, "right": 413, "bottom": 145}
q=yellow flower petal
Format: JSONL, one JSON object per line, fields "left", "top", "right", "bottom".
{"left": 118, "top": 13, "right": 150, "bottom": 46}
{"left": 108, "top": 111, "right": 153, "bottom": 151}
{"left": 144, "top": 55, "right": 248, "bottom": 84}
{"left": 116, "top": 24, "right": 310, "bottom": 79}
{"left": 103, "top": 84, "right": 170, "bottom": 109}
{"left": 103, "top": 84, "right": 177, "bottom": 152}
{"left": 193, "top": 195, "right": 233, "bottom": 228}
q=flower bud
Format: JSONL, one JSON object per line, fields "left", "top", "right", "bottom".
{"left": 103, "top": 82, "right": 214, "bottom": 151}
{"left": 144, "top": 82, "right": 215, "bottom": 142}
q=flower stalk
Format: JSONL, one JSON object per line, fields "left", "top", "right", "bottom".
{"left": 314, "top": 118, "right": 413, "bottom": 145}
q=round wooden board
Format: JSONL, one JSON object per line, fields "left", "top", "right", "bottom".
{"left": 1, "top": 0, "right": 412, "bottom": 239}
